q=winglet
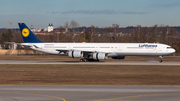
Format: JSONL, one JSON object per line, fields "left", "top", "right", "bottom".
{"left": 18, "top": 23, "right": 43, "bottom": 43}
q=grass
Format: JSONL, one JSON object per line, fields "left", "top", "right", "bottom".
{"left": 0, "top": 65, "right": 180, "bottom": 85}
{"left": 0, "top": 55, "right": 179, "bottom": 85}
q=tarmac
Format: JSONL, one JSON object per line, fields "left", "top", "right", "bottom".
{"left": 0, "top": 85, "right": 180, "bottom": 101}
{"left": 0, "top": 60, "right": 180, "bottom": 65}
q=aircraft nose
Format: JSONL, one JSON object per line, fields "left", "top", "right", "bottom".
{"left": 172, "top": 48, "right": 176, "bottom": 53}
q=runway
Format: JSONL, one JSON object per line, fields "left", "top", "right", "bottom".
{"left": 0, "top": 60, "right": 180, "bottom": 65}
{"left": 0, "top": 85, "right": 180, "bottom": 101}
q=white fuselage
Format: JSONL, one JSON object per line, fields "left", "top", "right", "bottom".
{"left": 21, "top": 43, "right": 175, "bottom": 57}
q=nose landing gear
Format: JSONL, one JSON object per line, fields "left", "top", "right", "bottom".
{"left": 158, "top": 56, "right": 163, "bottom": 63}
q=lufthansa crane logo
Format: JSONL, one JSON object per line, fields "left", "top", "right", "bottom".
{"left": 22, "top": 28, "right": 30, "bottom": 37}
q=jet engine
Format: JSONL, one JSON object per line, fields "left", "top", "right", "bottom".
{"left": 93, "top": 53, "right": 108, "bottom": 60}
{"left": 68, "top": 50, "right": 83, "bottom": 58}
{"left": 112, "top": 56, "right": 125, "bottom": 59}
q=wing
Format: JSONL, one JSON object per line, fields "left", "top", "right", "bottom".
{"left": 56, "top": 48, "right": 110, "bottom": 53}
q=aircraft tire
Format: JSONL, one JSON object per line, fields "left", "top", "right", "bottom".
{"left": 80, "top": 59, "right": 88, "bottom": 62}
{"left": 159, "top": 59, "right": 162, "bottom": 63}
{"left": 80, "top": 59, "right": 83, "bottom": 62}
{"left": 83, "top": 59, "right": 88, "bottom": 62}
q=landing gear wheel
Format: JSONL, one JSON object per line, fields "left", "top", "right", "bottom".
{"left": 83, "top": 59, "right": 88, "bottom": 62}
{"left": 159, "top": 59, "right": 162, "bottom": 63}
{"left": 80, "top": 59, "right": 83, "bottom": 62}
{"left": 159, "top": 56, "right": 163, "bottom": 63}
{"left": 80, "top": 58, "right": 88, "bottom": 62}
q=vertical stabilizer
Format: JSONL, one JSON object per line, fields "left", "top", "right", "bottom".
{"left": 18, "top": 23, "right": 43, "bottom": 43}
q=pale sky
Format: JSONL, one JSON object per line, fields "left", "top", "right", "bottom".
{"left": 1, "top": 0, "right": 180, "bottom": 28}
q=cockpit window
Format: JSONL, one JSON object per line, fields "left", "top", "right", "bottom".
{"left": 167, "top": 47, "right": 173, "bottom": 49}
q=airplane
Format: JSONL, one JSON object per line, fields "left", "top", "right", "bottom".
{"left": 18, "top": 23, "right": 175, "bottom": 62}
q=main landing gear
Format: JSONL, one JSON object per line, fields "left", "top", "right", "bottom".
{"left": 80, "top": 58, "right": 88, "bottom": 62}
{"left": 80, "top": 58, "right": 99, "bottom": 62}
{"left": 158, "top": 56, "right": 163, "bottom": 63}
{"left": 80, "top": 53, "right": 89, "bottom": 62}
{"left": 80, "top": 53, "right": 99, "bottom": 62}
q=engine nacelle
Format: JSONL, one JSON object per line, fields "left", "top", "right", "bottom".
{"left": 93, "top": 53, "right": 107, "bottom": 60}
{"left": 68, "top": 50, "right": 83, "bottom": 58}
{"left": 112, "top": 56, "right": 125, "bottom": 59}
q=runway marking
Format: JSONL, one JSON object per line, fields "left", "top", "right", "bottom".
{"left": 94, "top": 93, "right": 179, "bottom": 101}
{"left": 0, "top": 92, "right": 66, "bottom": 101}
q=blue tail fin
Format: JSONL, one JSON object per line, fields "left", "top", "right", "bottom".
{"left": 18, "top": 23, "right": 43, "bottom": 43}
